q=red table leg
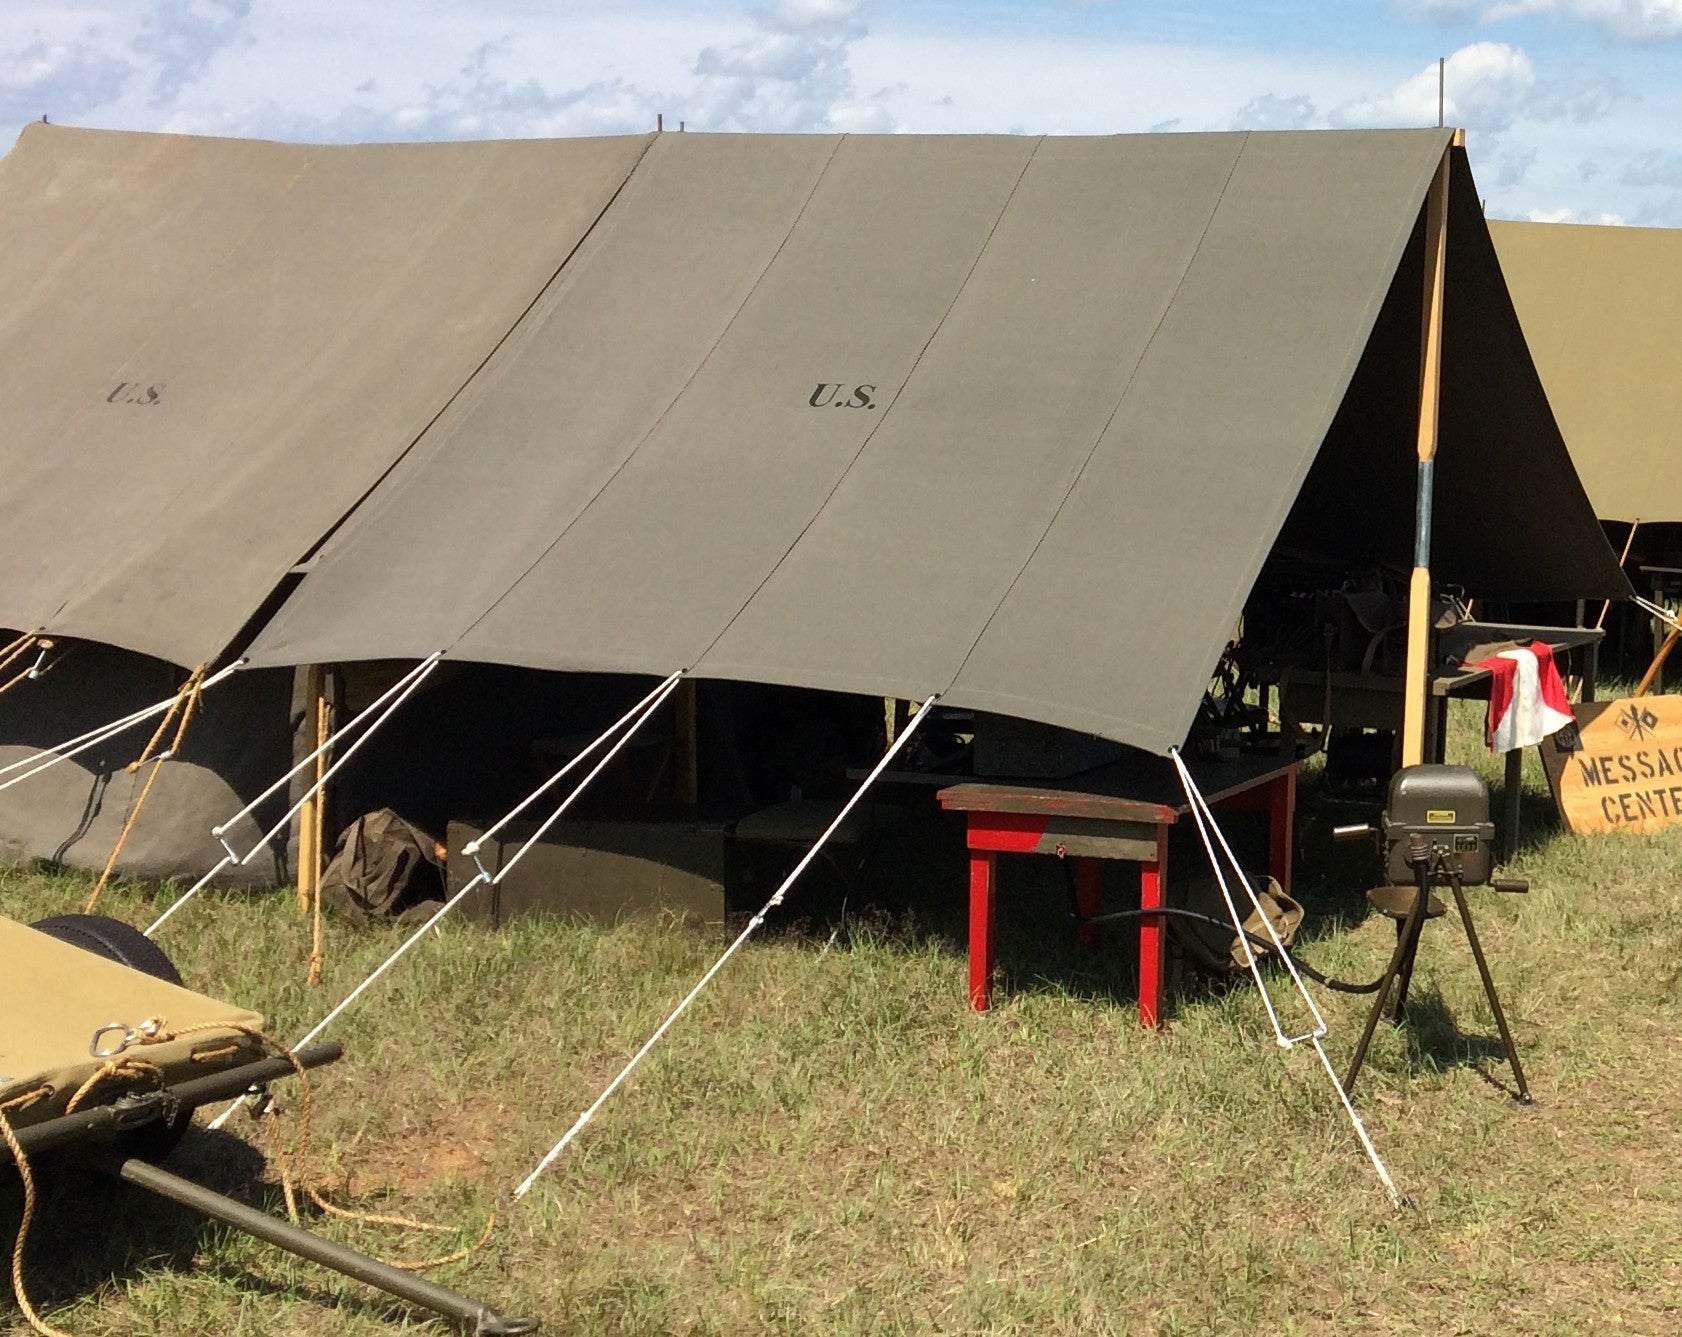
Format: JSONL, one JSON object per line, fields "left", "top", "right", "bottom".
{"left": 1268, "top": 769, "right": 1296, "bottom": 895}
{"left": 1075, "top": 858, "right": 1101, "bottom": 950}
{"left": 968, "top": 847, "right": 997, "bottom": 1011}
{"left": 1138, "top": 825, "right": 1169, "bottom": 1028}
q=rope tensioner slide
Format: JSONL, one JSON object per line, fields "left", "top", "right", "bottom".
{"left": 147, "top": 655, "right": 445, "bottom": 938}
{"left": 1169, "top": 749, "right": 1404, "bottom": 1208}
{"left": 512, "top": 694, "right": 942, "bottom": 1199}
{"left": 205, "top": 671, "right": 687, "bottom": 1131}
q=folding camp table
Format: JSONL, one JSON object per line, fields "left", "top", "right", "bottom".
{"left": 937, "top": 754, "right": 1298, "bottom": 1027}
{"left": 0, "top": 914, "right": 534, "bottom": 1335}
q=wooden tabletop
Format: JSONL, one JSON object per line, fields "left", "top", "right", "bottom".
{"left": 935, "top": 752, "right": 1297, "bottom": 824}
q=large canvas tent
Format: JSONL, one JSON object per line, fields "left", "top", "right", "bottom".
{"left": 245, "top": 129, "right": 1625, "bottom": 754}
{"left": 1489, "top": 219, "right": 1682, "bottom": 526}
{"left": 0, "top": 124, "right": 1629, "bottom": 882}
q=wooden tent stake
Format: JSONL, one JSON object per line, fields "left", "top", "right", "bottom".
{"left": 296, "top": 665, "right": 329, "bottom": 919}
{"left": 1401, "top": 131, "right": 1460, "bottom": 768}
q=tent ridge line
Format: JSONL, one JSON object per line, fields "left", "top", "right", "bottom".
{"left": 941, "top": 130, "right": 1253, "bottom": 698}
{"left": 448, "top": 133, "right": 848, "bottom": 656}
{"left": 690, "top": 134, "right": 1049, "bottom": 673}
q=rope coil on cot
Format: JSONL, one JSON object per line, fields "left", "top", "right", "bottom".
{"left": 84, "top": 664, "right": 209, "bottom": 913}
{"left": 0, "top": 1087, "right": 72, "bottom": 1337}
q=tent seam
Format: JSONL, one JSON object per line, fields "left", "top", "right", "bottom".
{"left": 940, "top": 130, "right": 1252, "bottom": 700}
{"left": 691, "top": 134, "right": 1048, "bottom": 670}
{"left": 451, "top": 133, "right": 849, "bottom": 657}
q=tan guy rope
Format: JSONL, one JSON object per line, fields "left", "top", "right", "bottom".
{"left": 84, "top": 664, "right": 209, "bottom": 912}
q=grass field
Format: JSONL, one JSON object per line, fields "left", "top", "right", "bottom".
{"left": 5, "top": 699, "right": 1682, "bottom": 1335}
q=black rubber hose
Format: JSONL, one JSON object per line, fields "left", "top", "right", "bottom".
{"left": 1076, "top": 905, "right": 1386, "bottom": 994}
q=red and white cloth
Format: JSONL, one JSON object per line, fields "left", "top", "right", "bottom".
{"left": 1474, "top": 641, "right": 1575, "bottom": 753}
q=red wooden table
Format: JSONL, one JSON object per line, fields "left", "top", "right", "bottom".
{"left": 936, "top": 754, "right": 1299, "bottom": 1028}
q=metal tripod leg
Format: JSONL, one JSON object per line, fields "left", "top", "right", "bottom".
{"left": 1449, "top": 877, "right": 1533, "bottom": 1105}
{"left": 1344, "top": 862, "right": 1433, "bottom": 1096}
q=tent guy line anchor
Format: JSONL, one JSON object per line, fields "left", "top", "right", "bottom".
{"left": 464, "top": 671, "right": 686, "bottom": 881}
{"left": 0, "top": 661, "right": 246, "bottom": 795}
{"left": 148, "top": 654, "right": 443, "bottom": 939}
{"left": 212, "top": 652, "right": 443, "bottom": 863}
{"left": 1168, "top": 749, "right": 1405, "bottom": 1209}
{"left": 204, "top": 671, "right": 687, "bottom": 1132}
{"left": 512, "top": 694, "right": 941, "bottom": 1200}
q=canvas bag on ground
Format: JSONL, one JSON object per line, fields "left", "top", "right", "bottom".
{"left": 1173, "top": 870, "right": 1305, "bottom": 973}
{"left": 318, "top": 809, "right": 445, "bottom": 922}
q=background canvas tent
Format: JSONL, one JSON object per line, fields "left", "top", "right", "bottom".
{"left": 0, "top": 122, "right": 653, "bottom": 882}
{"left": 1490, "top": 218, "right": 1682, "bottom": 683}
{"left": 244, "top": 129, "right": 1626, "bottom": 757}
{"left": 1488, "top": 219, "right": 1682, "bottom": 527}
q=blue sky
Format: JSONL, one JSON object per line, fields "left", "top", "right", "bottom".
{"left": 5, "top": 1, "right": 1682, "bottom": 224}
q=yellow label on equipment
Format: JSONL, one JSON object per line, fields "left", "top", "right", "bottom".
{"left": 1425, "top": 809, "right": 1456, "bottom": 824}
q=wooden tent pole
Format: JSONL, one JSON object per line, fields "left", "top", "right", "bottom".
{"left": 1401, "top": 130, "right": 1461, "bottom": 769}
{"left": 296, "top": 664, "right": 328, "bottom": 916}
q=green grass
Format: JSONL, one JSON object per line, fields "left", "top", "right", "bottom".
{"left": 7, "top": 698, "right": 1682, "bottom": 1334}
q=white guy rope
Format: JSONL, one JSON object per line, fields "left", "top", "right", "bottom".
{"left": 1168, "top": 749, "right": 1402, "bottom": 1207}
{"left": 204, "top": 673, "right": 683, "bottom": 1130}
{"left": 203, "top": 874, "right": 487, "bottom": 1131}
{"left": 211, "top": 652, "right": 438, "bottom": 843}
{"left": 512, "top": 694, "right": 941, "bottom": 1200}
{"left": 214, "top": 653, "right": 443, "bottom": 865}
{"left": 144, "top": 854, "right": 235, "bottom": 937}
{"left": 1632, "top": 594, "right": 1682, "bottom": 634}
{"left": 1170, "top": 751, "right": 1326, "bottom": 1041}
{"left": 487, "top": 673, "right": 685, "bottom": 887}
{"left": 0, "top": 661, "right": 245, "bottom": 792}
{"left": 463, "top": 672, "right": 684, "bottom": 858}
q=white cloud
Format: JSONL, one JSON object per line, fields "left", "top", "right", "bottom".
{"left": 1402, "top": 0, "right": 1682, "bottom": 41}
{"left": 1232, "top": 91, "right": 1315, "bottom": 130}
{"left": 1331, "top": 41, "right": 1535, "bottom": 132}
{"left": 693, "top": 0, "right": 889, "bottom": 132}
{"left": 0, "top": 30, "right": 135, "bottom": 125}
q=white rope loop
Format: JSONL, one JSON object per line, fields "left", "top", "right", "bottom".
{"left": 205, "top": 670, "right": 685, "bottom": 1131}
{"left": 490, "top": 673, "right": 685, "bottom": 886}
{"left": 512, "top": 694, "right": 942, "bottom": 1200}
{"left": 215, "top": 653, "right": 443, "bottom": 864}
{"left": 1168, "top": 747, "right": 1402, "bottom": 1207}
{"left": 1169, "top": 750, "right": 1326, "bottom": 1042}
{"left": 1632, "top": 594, "right": 1681, "bottom": 633}
{"left": 463, "top": 672, "right": 684, "bottom": 858}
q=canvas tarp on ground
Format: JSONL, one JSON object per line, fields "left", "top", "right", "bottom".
{"left": 1489, "top": 218, "right": 1682, "bottom": 525}
{"left": 0, "top": 122, "right": 652, "bottom": 669}
{"left": 0, "top": 643, "right": 298, "bottom": 886}
{"left": 246, "top": 129, "right": 1625, "bottom": 756}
